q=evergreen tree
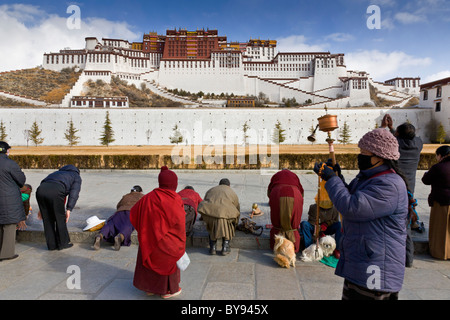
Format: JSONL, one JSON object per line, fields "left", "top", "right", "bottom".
{"left": 338, "top": 121, "right": 352, "bottom": 145}
{"left": 169, "top": 124, "right": 183, "bottom": 145}
{"left": 64, "top": 119, "right": 80, "bottom": 146}
{"left": 30, "top": 120, "right": 44, "bottom": 146}
{"left": 272, "top": 120, "right": 286, "bottom": 144}
{"left": 100, "top": 111, "right": 115, "bottom": 147}
{"left": 0, "top": 120, "right": 7, "bottom": 141}
{"left": 437, "top": 122, "right": 447, "bottom": 144}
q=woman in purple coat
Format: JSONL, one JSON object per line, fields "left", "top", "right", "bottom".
{"left": 314, "top": 128, "right": 409, "bottom": 300}
{"left": 93, "top": 185, "right": 144, "bottom": 251}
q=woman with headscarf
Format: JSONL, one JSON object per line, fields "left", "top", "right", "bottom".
{"left": 130, "top": 166, "right": 186, "bottom": 299}
{"left": 422, "top": 145, "right": 450, "bottom": 260}
{"left": 93, "top": 185, "right": 144, "bottom": 251}
{"left": 267, "top": 169, "right": 304, "bottom": 253}
{"left": 314, "top": 128, "right": 409, "bottom": 300}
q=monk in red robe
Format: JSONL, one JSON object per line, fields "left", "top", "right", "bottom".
{"left": 267, "top": 169, "right": 304, "bottom": 253}
{"left": 130, "top": 166, "right": 186, "bottom": 299}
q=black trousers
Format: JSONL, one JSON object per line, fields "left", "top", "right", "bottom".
{"left": 342, "top": 279, "right": 399, "bottom": 300}
{"left": 36, "top": 182, "right": 70, "bottom": 250}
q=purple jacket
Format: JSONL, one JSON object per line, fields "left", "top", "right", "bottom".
{"left": 325, "top": 164, "right": 408, "bottom": 292}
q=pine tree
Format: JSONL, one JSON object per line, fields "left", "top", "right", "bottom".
{"left": 64, "top": 119, "right": 80, "bottom": 146}
{"left": 437, "top": 122, "right": 447, "bottom": 144}
{"left": 169, "top": 124, "right": 183, "bottom": 145}
{"left": 100, "top": 111, "right": 115, "bottom": 147}
{"left": 338, "top": 121, "right": 352, "bottom": 145}
{"left": 29, "top": 121, "right": 44, "bottom": 146}
{"left": 272, "top": 120, "right": 286, "bottom": 144}
{"left": 0, "top": 120, "right": 7, "bottom": 141}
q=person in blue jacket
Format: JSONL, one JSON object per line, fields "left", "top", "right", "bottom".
{"left": 314, "top": 128, "right": 409, "bottom": 300}
{"left": 36, "top": 165, "right": 82, "bottom": 250}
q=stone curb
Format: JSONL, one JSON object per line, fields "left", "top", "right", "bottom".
{"left": 16, "top": 227, "right": 429, "bottom": 254}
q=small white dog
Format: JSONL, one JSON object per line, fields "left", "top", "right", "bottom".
{"left": 301, "top": 236, "right": 336, "bottom": 262}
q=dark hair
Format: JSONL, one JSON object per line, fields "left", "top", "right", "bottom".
{"left": 131, "top": 185, "right": 143, "bottom": 192}
{"left": 219, "top": 178, "right": 230, "bottom": 186}
{"left": 385, "top": 159, "right": 411, "bottom": 193}
{"left": 0, "top": 141, "right": 11, "bottom": 153}
{"left": 396, "top": 123, "right": 416, "bottom": 140}
{"left": 436, "top": 145, "right": 450, "bottom": 157}
{"left": 184, "top": 186, "right": 194, "bottom": 190}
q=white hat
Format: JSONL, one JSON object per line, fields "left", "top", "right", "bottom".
{"left": 83, "top": 216, "right": 106, "bottom": 231}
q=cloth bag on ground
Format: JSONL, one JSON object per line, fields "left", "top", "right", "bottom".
{"left": 176, "top": 252, "right": 190, "bottom": 271}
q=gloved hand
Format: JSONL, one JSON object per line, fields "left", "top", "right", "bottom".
{"left": 320, "top": 222, "right": 328, "bottom": 232}
{"left": 313, "top": 162, "right": 335, "bottom": 181}
{"left": 325, "top": 158, "right": 345, "bottom": 182}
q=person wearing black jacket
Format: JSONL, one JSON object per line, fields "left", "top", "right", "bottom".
{"left": 422, "top": 145, "right": 450, "bottom": 260}
{"left": 381, "top": 114, "right": 423, "bottom": 267}
{"left": 36, "top": 165, "right": 82, "bottom": 250}
{"left": 0, "top": 141, "right": 27, "bottom": 261}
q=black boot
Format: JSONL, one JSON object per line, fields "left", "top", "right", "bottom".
{"left": 209, "top": 237, "right": 217, "bottom": 255}
{"left": 221, "top": 238, "right": 231, "bottom": 256}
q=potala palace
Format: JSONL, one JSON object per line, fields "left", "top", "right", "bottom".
{"left": 42, "top": 28, "right": 420, "bottom": 108}
{"left": 0, "top": 28, "right": 448, "bottom": 146}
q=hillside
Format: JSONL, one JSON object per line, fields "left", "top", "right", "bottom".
{"left": 81, "top": 76, "right": 184, "bottom": 108}
{"left": 0, "top": 67, "right": 81, "bottom": 104}
{"left": 0, "top": 96, "right": 35, "bottom": 107}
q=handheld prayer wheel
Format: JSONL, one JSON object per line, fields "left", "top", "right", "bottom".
{"left": 307, "top": 106, "right": 339, "bottom": 142}
{"left": 317, "top": 114, "right": 339, "bottom": 133}
{"left": 310, "top": 107, "right": 341, "bottom": 250}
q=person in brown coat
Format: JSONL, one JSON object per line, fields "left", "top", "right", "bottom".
{"left": 198, "top": 178, "right": 240, "bottom": 255}
{"left": 93, "top": 185, "right": 144, "bottom": 250}
{"left": 422, "top": 145, "right": 450, "bottom": 260}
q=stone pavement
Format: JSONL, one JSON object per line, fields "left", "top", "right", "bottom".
{"left": 1, "top": 169, "right": 446, "bottom": 301}
{"left": 2, "top": 242, "right": 450, "bottom": 301}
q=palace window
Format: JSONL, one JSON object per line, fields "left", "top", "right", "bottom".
{"left": 436, "top": 86, "right": 442, "bottom": 98}
{"left": 423, "top": 90, "right": 428, "bottom": 100}
{"left": 435, "top": 102, "right": 441, "bottom": 112}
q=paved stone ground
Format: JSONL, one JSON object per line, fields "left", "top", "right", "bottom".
{"left": 1, "top": 169, "right": 444, "bottom": 303}
{"left": 1, "top": 242, "right": 450, "bottom": 302}
{"left": 19, "top": 169, "right": 430, "bottom": 245}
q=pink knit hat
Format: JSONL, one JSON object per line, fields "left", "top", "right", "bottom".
{"left": 358, "top": 128, "right": 400, "bottom": 160}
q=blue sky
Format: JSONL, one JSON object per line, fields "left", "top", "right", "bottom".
{"left": 1, "top": 0, "right": 449, "bottom": 83}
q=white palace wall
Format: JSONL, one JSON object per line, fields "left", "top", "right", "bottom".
{"left": 0, "top": 107, "right": 433, "bottom": 147}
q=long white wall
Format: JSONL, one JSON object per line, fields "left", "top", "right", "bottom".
{"left": 0, "top": 107, "right": 433, "bottom": 146}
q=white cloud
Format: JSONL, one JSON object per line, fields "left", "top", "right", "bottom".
{"left": 325, "top": 33, "right": 354, "bottom": 42}
{"left": 394, "top": 12, "right": 427, "bottom": 24}
{"left": 423, "top": 70, "right": 450, "bottom": 83}
{"left": 276, "top": 35, "right": 327, "bottom": 53}
{"left": 345, "top": 50, "right": 432, "bottom": 81}
{"left": 0, "top": 4, "right": 140, "bottom": 72}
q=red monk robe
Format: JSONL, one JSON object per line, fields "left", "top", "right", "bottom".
{"left": 130, "top": 166, "right": 186, "bottom": 296}
{"left": 267, "top": 169, "right": 304, "bottom": 253}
